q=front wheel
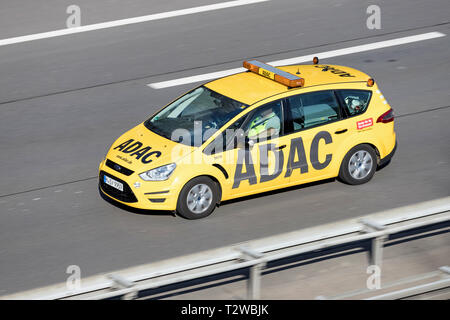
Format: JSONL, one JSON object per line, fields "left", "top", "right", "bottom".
{"left": 339, "top": 145, "right": 377, "bottom": 185}
{"left": 176, "top": 177, "right": 219, "bottom": 219}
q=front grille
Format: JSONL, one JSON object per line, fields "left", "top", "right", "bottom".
{"left": 106, "top": 159, "right": 134, "bottom": 176}
{"left": 99, "top": 171, "right": 138, "bottom": 203}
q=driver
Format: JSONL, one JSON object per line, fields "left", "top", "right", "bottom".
{"left": 247, "top": 107, "right": 281, "bottom": 140}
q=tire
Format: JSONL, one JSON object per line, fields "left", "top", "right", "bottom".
{"left": 339, "top": 144, "right": 377, "bottom": 185}
{"left": 176, "top": 176, "right": 219, "bottom": 219}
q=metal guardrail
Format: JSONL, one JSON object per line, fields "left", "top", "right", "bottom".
{"left": 2, "top": 196, "right": 449, "bottom": 300}
{"left": 317, "top": 266, "right": 450, "bottom": 300}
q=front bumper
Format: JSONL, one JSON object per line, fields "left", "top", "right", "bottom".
{"left": 98, "top": 160, "right": 180, "bottom": 210}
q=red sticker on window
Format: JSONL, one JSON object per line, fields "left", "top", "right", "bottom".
{"left": 357, "top": 118, "right": 373, "bottom": 130}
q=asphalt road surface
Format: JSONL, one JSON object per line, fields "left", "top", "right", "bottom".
{"left": 0, "top": 0, "right": 449, "bottom": 294}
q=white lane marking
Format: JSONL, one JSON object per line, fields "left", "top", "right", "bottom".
{"left": 148, "top": 31, "right": 446, "bottom": 89}
{"left": 151, "top": 68, "right": 246, "bottom": 89}
{"left": 32, "top": 197, "right": 41, "bottom": 201}
{"left": 0, "top": 0, "right": 270, "bottom": 47}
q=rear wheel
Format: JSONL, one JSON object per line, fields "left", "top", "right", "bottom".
{"left": 176, "top": 177, "right": 219, "bottom": 219}
{"left": 339, "top": 144, "right": 377, "bottom": 185}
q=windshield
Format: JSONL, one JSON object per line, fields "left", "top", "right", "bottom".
{"left": 145, "top": 86, "right": 247, "bottom": 146}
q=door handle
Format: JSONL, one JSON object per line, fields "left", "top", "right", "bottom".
{"left": 334, "top": 129, "right": 348, "bottom": 134}
{"left": 275, "top": 145, "right": 287, "bottom": 150}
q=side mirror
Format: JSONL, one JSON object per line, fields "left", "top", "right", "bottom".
{"left": 237, "top": 135, "right": 255, "bottom": 149}
{"left": 235, "top": 130, "right": 255, "bottom": 149}
{"left": 246, "top": 138, "right": 255, "bottom": 148}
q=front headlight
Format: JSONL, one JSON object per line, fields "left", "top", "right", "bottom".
{"left": 139, "top": 163, "right": 176, "bottom": 181}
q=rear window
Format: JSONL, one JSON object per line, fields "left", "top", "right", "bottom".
{"left": 336, "top": 90, "right": 372, "bottom": 117}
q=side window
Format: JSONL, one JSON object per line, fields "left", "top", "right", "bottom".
{"left": 285, "top": 90, "right": 340, "bottom": 134}
{"left": 336, "top": 90, "right": 372, "bottom": 117}
{"left": 242, "top": 100, "right": 283, "bottom": 143}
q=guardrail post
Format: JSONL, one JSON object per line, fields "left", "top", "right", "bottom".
{"left": 238, "top": 247, "right": 266, "bottom": 300}
{"left": 439, "top": 266, "right": 450, "bottom": 276}
{"left": 107, "top": 274, "right": 137, "bottom": 300}
{"left": 248, "top": 263, "right": 263, "bottom": 300}
{"left": 371, "top": 235, "right": 387, "bottom": 269}
{"left": 360, "top": 219, "right": 387, "bottom": 269}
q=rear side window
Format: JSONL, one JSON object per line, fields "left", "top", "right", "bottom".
{"left": 285, "top": 90, "right": 340, "bottom": 133}
{"left": 336, "top": 90, "right": 372, "bottom": 117}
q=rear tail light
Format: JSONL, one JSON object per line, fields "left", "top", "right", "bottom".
{"left": 377, "top": 108, "right": 394, "bottom": 123}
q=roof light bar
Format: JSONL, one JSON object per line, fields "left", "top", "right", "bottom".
{"left": 243, "top": 60, "right": 305, "bottom": 88}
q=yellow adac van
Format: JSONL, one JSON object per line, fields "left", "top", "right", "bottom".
{"left": 99, "top": 58, "right": 397, "bottom": 219}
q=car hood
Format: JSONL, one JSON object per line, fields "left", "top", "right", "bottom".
{"left": 105, "top": 123, "right": 194, "bottom": 172}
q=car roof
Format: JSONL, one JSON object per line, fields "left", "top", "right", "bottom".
{"left": 205, "top": 64, "right": 371, "bottom": 105}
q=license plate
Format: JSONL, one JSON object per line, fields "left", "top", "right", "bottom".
{"left": 103, "top": 175, "right": 123, "bottom": 191}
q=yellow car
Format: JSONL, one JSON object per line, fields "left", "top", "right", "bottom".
{"left": 99, "top": 58, "right": 396, "bottom": 219}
